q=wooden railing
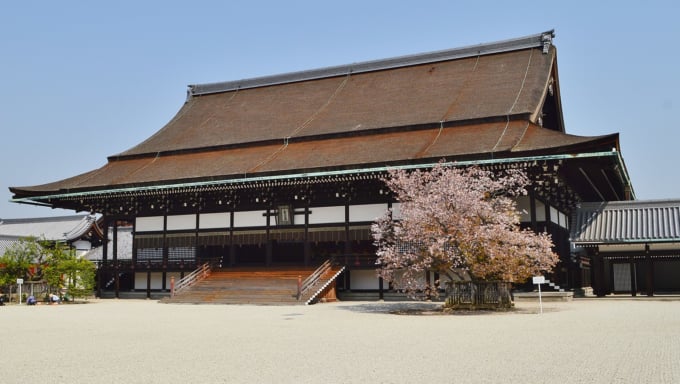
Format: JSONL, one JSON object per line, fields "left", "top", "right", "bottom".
{"left": 172, "top": 262, "right": 211, "bottom": 297}
{"left": 297, "top": 259, "right": 333, "bottom": 300}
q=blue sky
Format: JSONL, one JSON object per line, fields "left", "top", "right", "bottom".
{"left": 1, "top": 1, "right": 678, "bottom": 218}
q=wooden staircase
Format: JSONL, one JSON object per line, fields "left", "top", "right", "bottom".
{"left": 162, "top": 265, "right": 343, "bottom": 305}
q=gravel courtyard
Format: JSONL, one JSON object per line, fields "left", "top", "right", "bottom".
{"left": 2, "top": 298, "right": 679, "bottom": 383}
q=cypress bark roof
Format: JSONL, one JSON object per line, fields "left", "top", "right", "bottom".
{"left": 10, "top": 30, "right": 630, "bottom": 204}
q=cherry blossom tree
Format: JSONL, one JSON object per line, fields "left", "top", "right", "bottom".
{"left": 371, "top": 163, "right": 558, "bottom": 297}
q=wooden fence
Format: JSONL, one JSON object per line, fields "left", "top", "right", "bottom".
{"left": 444, "top": 281, "right": 513, "bottom": 309}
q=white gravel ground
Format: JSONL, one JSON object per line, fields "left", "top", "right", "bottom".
{"left": 1, "top": 298, "right": 679, "bottom": 384}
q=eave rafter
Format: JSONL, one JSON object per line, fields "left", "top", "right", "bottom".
{"left": 15, "top": 153, "right": 596, "bottom": 217}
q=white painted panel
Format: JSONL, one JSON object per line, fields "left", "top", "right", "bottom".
{"left": 550, "top": 206, "right": 559, "bottom": 225}
{"left": 234, "top": 210, "right": 267, "bottom": 227}
{"left": 350, "top": 203, "right": 388, "bottom": 223}
{"left": 136, "top": 216, "right": 164, "bottom": 232}
{"left": 516, "top": 196, "right": 531, "bottom": 222}
{"left": 391, "top": 203, "right": 402, "bottom": 220}
{"left": 167, "top": 214, "right": 196, "bottom": 231}
{"left": 150, "top": 272, "right": 164, "bottom": 290}
{"left": 134, "top": 272, "right": 147, "bottom": 290}
{"left": 199, "top": 212, "right": 230, "bottom": 229}
{"left": 308, "top": 206, "right": 345, "bottom": 225}
{"left": 350, "top": 269, "right": 381, "bottom": 290}
{"left": 535, "top": 200, "right": 546, "bottom": 222}
{"left": 559, "top": 212, "right": 569, "bottom": 229}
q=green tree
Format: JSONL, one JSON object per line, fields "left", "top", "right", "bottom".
{"left": 0, "top": 237, "right": 46, "bottom": 290}
{"left": 43, "top": 245, "right": 96, "bottom": 300}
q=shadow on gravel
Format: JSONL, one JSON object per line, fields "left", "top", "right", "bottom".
{"left": 336, "top": 301, "right": 558, "bottom": 316}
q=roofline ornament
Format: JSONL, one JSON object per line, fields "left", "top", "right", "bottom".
{"left": 542, "top": 30, "right": 555, "bottom": 54}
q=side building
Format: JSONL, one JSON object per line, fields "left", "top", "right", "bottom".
{"left": 9, "top": 31, "right": 633, "bottom": 298}
{"left": 571, "top": 200, "right": 680, "bottom": 296}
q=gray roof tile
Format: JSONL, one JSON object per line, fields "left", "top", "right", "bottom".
{"left": 571, "top": 200, "right": 680, "bottom": 244}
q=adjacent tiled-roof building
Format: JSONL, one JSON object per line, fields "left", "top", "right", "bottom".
{"left": 571, "top": 200, "right": 680, "bottom": 296}
{"left": 0, "top": 215, "right": 102, "bottom": 256}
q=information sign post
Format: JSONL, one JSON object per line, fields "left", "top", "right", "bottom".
{"left": 532, "top": 276, "right": 545, "bottom": 314}
{"left": 17, "top": 278, "right": 24, "bottom": 305}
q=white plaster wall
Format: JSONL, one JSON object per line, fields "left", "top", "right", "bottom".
{"left": 349, "top": 203, "right": 388, "bottom": 223}
{"left": 199, "top": 212, "right": 230, "bottom": 229}
{"left": 550, "top": 206, "right": 559, "bottom": 225}
{"left": 350, "top": 269, "right": 381, "bottom": 290}
{"left": 167, "top": 214, "right": 196, "bottom": 231}
{"left": 134, "top": 272, "right": 147, "bottom": 290}
{"left": 136, "top": 216, "right": 164, "bottom": 232}
{"left": 308, "top": 206, "right": 345, "bottom": 225}
{"left": 140, "top": 272, "right": 163, "bottom": 290}
{"left": 234, "top": 210, "right": 267, "bottom": 227}
{"left": 535, "top": 200, "right": 546, "bottom": 222}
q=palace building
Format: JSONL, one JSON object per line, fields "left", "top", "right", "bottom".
{"left": 9, "top": 31, "right": 634, "bottom": 302}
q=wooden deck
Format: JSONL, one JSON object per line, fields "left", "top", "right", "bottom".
{"left": 162, "top": 266, "right": 341, "bottom": 305}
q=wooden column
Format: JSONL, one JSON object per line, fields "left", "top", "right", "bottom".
{"left": 229, "top": 210, "right": 235, "bottom": 267}
{"left": 344, "top": 202, "right": 351, "bottom": 262}
{"left": 595, "top": 250, "right": 605, "bottom": 297}
{"left": 265, "top": 208, "right": 272, "bottom": 266}
{"left": 113, "top": 220, "right": 119, "bottom": 299}
{"left": 304, "top": 205, "right": 310, "bottom": 266}
{"left": 629, "top": 256, "right": 637, "bottom": 297}
{"left": 529, "top": 192, "right": 537, "bottom": 232}
{"left": 146, "top": 262, "right": 151, "bottom": 299}
{"left": 162, "top": 215, "right": 168, "bottom": 291}
{"left": 645, "top": 244, "right": 654, "bottom": 297}
{"left": 98, "top": 218, "right": 109, "bottom": 298}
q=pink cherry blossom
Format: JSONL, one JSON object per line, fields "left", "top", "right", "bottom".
{"left": 372, "top": 163, "right": 559, "bottom": 297}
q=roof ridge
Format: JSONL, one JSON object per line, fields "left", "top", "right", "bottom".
{"left": 189, "top": 30, "right": 555, "bottom": 97}
{"left": 0, "top": 215, "right": 91, "bottom": 224}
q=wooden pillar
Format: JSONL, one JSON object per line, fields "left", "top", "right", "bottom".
{"left": 304, "top": 206, "right": 311, "bottom": 266}
{"left": 195, "top": 212, "right": 200, "bottom": 267}
{"left": 595, "top": 250, "right": 605, "bottom": 297}
{"left": 265, "top": 208, "right": 272, "bottom": 266}
{"left": 645, "top": 244, "right": 653, "bottom": 297}
{"left": 229, "top": 210, "right": 235, "bottom": 267}
{"left": 146, "top": 262, "right": 151, "bottom": 299}
{"left": 629, "top": 256, "right": 637, "bottom": 297}
{"left": 113, "top": 220, "right": 119, "bottom": 299}
{"left": 162, "top": 215, "right": 168, "bottom": 291}
{"left": 529, "top": 192, "right": 537, "bottom": 232}
{"left": 344, "top": 202, "right": 351, "bottom": 261}
{"left": 98, "top": 218, "right": 109, "bottom": 298}
{"left": 131, "top": 219, "right": 138, "bottom": 266}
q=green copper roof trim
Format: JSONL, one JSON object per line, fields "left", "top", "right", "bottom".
{"left": 11, "top": 150, "right": 632, "bottom": 204}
